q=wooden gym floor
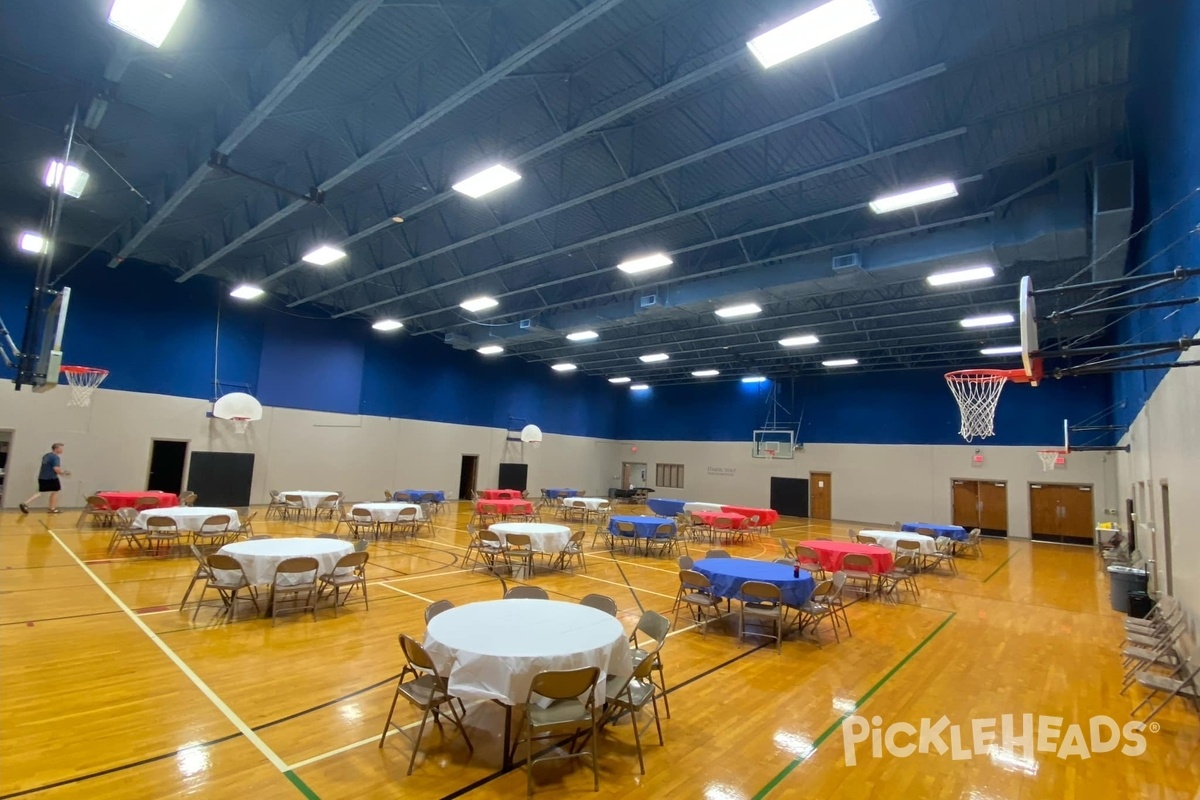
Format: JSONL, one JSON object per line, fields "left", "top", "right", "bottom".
{"left": 0, "top": 503, "right": 1196, "bottom": 799}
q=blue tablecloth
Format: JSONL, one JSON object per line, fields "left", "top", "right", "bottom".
{"left": 394, "top": 490, "right": 446, "bottom": 502}
{"left": 545, "top": 488, "right": 581, "bottom": 500}
{"left": 646, "top": 498, "right": 687, "bottom": 517}
{"left": 901, "top": 522, "right": 967, "bottom": 541}
{"left": 609, "top": 515, "right": 676, "bottom": 539}
{"left": 694, "top": 558, "right": 816, "bottom": 608}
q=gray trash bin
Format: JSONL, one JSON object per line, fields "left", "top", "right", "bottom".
{"left": 1106, "top": 565, "right": 1149, "bottom": 613}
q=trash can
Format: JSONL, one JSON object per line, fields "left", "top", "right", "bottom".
{"left": 1106, "top": 565, "right": 1149, "bottom": 613}
{"left": 1127, "top": 591, "right": 1154, "bottom": 619}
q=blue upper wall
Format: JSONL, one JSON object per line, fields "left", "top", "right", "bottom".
{"left": 1115, "top": 0, "right": 1200, "bottom": 428}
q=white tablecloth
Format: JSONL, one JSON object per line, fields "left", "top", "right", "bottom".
{"left": 424, "top": 599, "right": 632, "bottom": 706}
{"left": 561, "top": 497, "right": 611, "bottom": 512}
{"left": 280, "top": 490, "right": 340, "bottom": 509}
{"left": 351, "top": 502, "right": 424, "bottom": 522}
{"left": 135, "top": 506, "right": 241, "bottom": 532}
{"left": 858, "top": 530, "right": 937, "bottom": 555}
{"left": 683, "top": 502, "right": 725, "bottom": 514}
{"left": 490, "top": 522, "right": 572, "bottom": 554}
{"left": 218, "top": 537, "right": 352, "bottom": 585}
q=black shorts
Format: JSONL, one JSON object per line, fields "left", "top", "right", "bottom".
{"left": 38, "top": 478, "right": 61, "bottom": 493}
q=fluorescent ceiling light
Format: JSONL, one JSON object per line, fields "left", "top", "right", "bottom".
{"left": 869, "top": 181, "right": 958, "bottom": 214}
{"left": 566, "top": 330, "right": 599, "bottom": 342}
{"left": 691, "top": 369, "right": 720, "bottom": 377}
{"left": 747, "top": 0, "right": 880, "bottom": 68}
{"left": 617, "top": 253, "right": 672, "bottom": 274}
{"left": 927, "top": 265, "right": 995, "bottom": 287}
{"left": 477, "top": 345, "right": 504, "bottom": 355}
{"left": 608, "top": 376, "right": 631, "bottom": 384}
{"left": 229, "top": 284, "right": 264, "bottom": 300}
{"left": 452, "top": 164, "right": 521, "bottom": 198}
{"left": 460, "top": 296, "right": 499, "bottom": 313}
{"left": 779, "top": 334, "right": 819, "bottom": 347}
{"left": 629, "top": 383, "right": 650, "bottom": 391}
{"left": 715, "top": 302, "right": 762, "bottom": 319}
{"left": 961, "top": 312, "right": 1015, "bottom": 328}
{"left": 551, "top": 363, "right": 577, "bottom": 372}
{"left": 107, "top": 0, "right": 187, "bottom": 48}
{"left": 372, "top": 319, "right": 404, "bottom": 331}
{"left": 43, "top": 160, "right": 89, "bottom": 198}
{"left": 823, "top": 358, "right": 859, "bottom": 367}
{"left": 18, "top": 232, "right": 47, "bottom": 254}
{"left": 741, "top": 375, "right": 768, "bottom": 384}
{"left": 301, "top": 245, "right": 346, "bottom": 266}
{"left": 981, "top": 345, "right": 1023, "bottom": 355}
{"left": 639, "top": 353, "right": 670, "bottom": 363}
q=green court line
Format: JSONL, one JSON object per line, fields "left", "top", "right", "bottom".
{"left": 750, "top": 612, "right": 956, "bottom": 800}
{"left": 284, "top": 770, "right": 320, "bottom": 800}
{"left": 982, "top": 550, "right": 1022, "bottom": 583}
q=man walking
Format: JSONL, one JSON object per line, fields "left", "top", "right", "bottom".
{"left": 19, "top": 443, "right": 69, "bottom": 514}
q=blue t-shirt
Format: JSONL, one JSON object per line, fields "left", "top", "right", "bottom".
{"left": 39, "top": 453, "right": 60, "bottom": 480}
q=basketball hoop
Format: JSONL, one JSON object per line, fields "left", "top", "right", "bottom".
{"left": 764, "top": 445, "right": 777, "bottom": 460}
{"left": 230, "top": 416, "right": 251, "bottom": 434}
{"left": 1037, "top": 450, "right": 1067, "bottom": 471}
{"left": 944, "top": 369, "right": 1029, "bottom": 442}
{"left": 59, "top": 366, "right": 108, "bottom": 407}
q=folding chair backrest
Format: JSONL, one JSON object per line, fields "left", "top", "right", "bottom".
{"left": 843, "top": 553, "right": 873, "bottom": 570}
{"left": 317, "top": 533, "right": 340, "bottom": 539}
{"left": 529, "top": 666, "right": 600, "bottom": 702}
{"left": 580, "top": 593, "right": 618, "bottom": 616}
{"left": 333, "top": 551, "right": 368, "bottom": 571}
{"left": 712, "top": 516, "right": 734, "bottom": 530}
{"left": 504, "top": 586, "right": 549, "bottom": 600}
{"left": 617, "top": 521, "right": 636, "bottom": 535}
{"left": 273, "top": 557, "right": 318, "bottom": 584}
{"left": 678, "top": 555, "right": 694, "bottom": 570}
{"left": 399, "top": 633, "right": 437, "bottom": 672}
{"left": 773, "top": 558, "right": 795, "bottom": 565}
{"left": 830, "top": 571, "right": 848, "bottom": 593}
{"left": 425, "top": 599, "right": 454, "bottom": 622}
{"left": 135, "top": 497, "right": 160, "bottom": 509}
{"left": 284, "top": 494, "right": 303, "bottom": 504}
{"left": 635, "top": 609, "right": 671, "bottom": 646}
{"left": 352, "top": 507, "right": 373, "bottom": 521}
{"left": 116, "top": 507, "right": 138, "bottom": 527}
{"left": 679, "top": 569, "right": 711, "bottom": 591}
{"left": 892, "top": 554, "right": 916, "bottom": 571}
{"left": 145, "top": 515, "right": 177, "bottom": 530}
{"left": 797, "top": 545, "right": 820, "bottom": 563}
{"left": 741, "top": 580, "right": 782, "bottom": 604}
{"left": 506, "top": 533, "right": 532, "bottom": 549}
{"left": 856, "top": 534, "right": 878, "bottom": 545}
{"left": 654, "top": 523, "right": 674, "bottom": 538}
{"left": 397, "top": 508, "right": 417, "bottom": 519}
{"left": 86, "top": 495, "right": 110, "bottom": 510}
{"left": 201, "top": 515, "right": 230, "bottom": 531}
{"left": 897, "top": 539, "right": 920, "bottom": 553}
{"left": 809, "top": 578, "right": 835, "bottom": 600}
{"left": 206, "top": 553, "right": 243, "bottom": 572}
{"left": 777, "top": 538, "right": 795, "bottom": 559}
{"left": 917, "top": 527, "right": 936, "bottom": 538}
{"left": 705, "top": 549, "right": 730, "bottom": 559}
{"left": 480, "top": 503, "right": 497, "bottom": 514}
{"left": 479, "top": 529, "right": 503, "bottom": 545}
{"left": 567, "top": 529, "right": 586, "bottom": 546}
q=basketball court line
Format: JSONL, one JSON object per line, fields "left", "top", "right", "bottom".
{"left": 39, "top": 524, "right": 320, "bottom": 799}
{"left": 376, "top": 582, "right": 435, "bottom": 604}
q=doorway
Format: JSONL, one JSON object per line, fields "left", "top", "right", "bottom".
{"left": 809, "top": 471, "right": 832, "bottom": 520}
{"left": 621, "top": 462, "right": 648, "bottom": 489}
{"left": 1029, "top": 483, "right": 1094, "bottom": 544}
{"left": 951, "top": 479, "right": 1009, "bottom": 537}
{"left": 770, "top": 476, "right": 809, "bottom": 518}
{"left": 0, "top": 429, "right": 12, "bottom": 507}
{"left": 1160, "top": 481, "right": 1173, "bottom": 595}
{"left": 458, "top": 455, "right": 479, "bottom": 500}
{"left": 147, "top": 439, "right": 188, "bottom": 495}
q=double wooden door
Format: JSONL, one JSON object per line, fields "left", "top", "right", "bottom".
{"left": 951, "top": 479, "right": 1008, "bottom": 537}
{"left": 1029, "top": 483, "right": 1094, "bottom": 544}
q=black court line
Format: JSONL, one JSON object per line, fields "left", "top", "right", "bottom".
{"left": 0, "top": 609, "right": 123, "bottom": 627}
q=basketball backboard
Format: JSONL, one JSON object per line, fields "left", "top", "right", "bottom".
{"left": 1018, "top": 276, "right": 1041, "bottom": 386}
{"left": 752, "top": 429, "right": 796, "bottom": 459}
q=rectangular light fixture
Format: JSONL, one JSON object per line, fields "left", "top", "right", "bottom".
{"left": 822, "top": 358, "right": 859, "bottom": 367}
{"left": 715, "top": 302, "right": 762, "bottom": 319}
{"left": 372, "top": 319, "right": 404, "bottom": 331}
{"left": 747, "top": 0, "right": 880, "bottom": 68}
{"left": 927, "top": 265, "right": 995, "bottom": 287}
{"left": 961, "top": 312, "right": 1015, "bottom": 328}
{"left": 107, "top": 0, "right": 187, "bottom": 48}
{"left": 566, "top": 330, "right": 599, "bottom": 342}
{"left": 741, "top": 375, "right": 768, "bottom": 384}
{"left": 639, "top": 353, "right": 670, "bottom": 363}
{"left": 629, "top": 383, "right": 650, "bottom": 391}
{"left": 779, "top": 334, "right": 819, "bottom": 347}
{"left": 617, "top": 253, "right": 672, "bottom": 274}
{"left": 869, "top": 181, "right": 958, "bottom": 214}
{"left": 981, "top": 345, "right": 1023, "bottom": 355}
{"left": 551, "top": 363, "right": 577, "bottom": 372}
{"left": 43, "top": 160, "right": 90, "bottom": 198}
{"left": 691, "top": 369, "right": 720, "bottom": 377}
{"left": 608, "top": 376, "right": 631, "bottom": 384}
{"left": 460, "top": 296, "right": 499, "bottom": 313}
{"left": 452, "top": 164, "right": 522, "bottom": 198}
{"left": 477, "top": 345, "right": 504, "bottom": 355}
{"left": 18, "top": 231, "right": 47, "bottom": 254}
{"left": 229, "top": 284, "right": 264, "bottom": 300}
{"left": 301, "top": 245, "right": 346, "bottom": 266}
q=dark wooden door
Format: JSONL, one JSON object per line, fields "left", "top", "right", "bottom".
{"left": 810, "top": 472, "right": 832, "bottom": 520}
{"left": 978, "top": 481, "right": 1008, "bottom": 537}
{"left": 147, "top": 440, "right": 188, "bottom": 494}
{"left": 1029, "top": 484, "right": 1060, "bottom": 540}
{"left": 952, "top": 480, "right": 980, "bottom": 528}
{"left": 1057, "top": 485, "right": 1094, "bottom": 542}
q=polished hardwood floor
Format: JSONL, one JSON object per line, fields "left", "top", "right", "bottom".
{"left": 0, "top": 502, "right": 1196, "bottom": 799}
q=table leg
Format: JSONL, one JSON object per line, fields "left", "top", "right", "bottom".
{"left": 503, "top": 703, "right": 514, "bottom": 770}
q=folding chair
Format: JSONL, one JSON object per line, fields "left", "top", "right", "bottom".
{"left": 504, "top": 585, "right": 549, "bottom": 600}
{"left": 270, "top": 557, "right": 319, "bottom": 624}
{"left": 424, "top": 599, "right": 454, "bottom": 623}
{"left": 673, "top": 569, "right": 723, "bottom": 635}
{"left": 77, "top": 495, "right": 116, "bottom": 528}
{"left": 599, "top": 655, "right": 663, "bottom": 774}
{"left": 630, "top": 609, "right": 672, "bottom": 718}
{"left": 193, "top": 553, "right": 261, "bottom": 622}
{"left": 106, "top": 507, "right": 143, "bottom": 553}
{"left": 878, "top": 554, "right": 920, "bottom": 603}
{"left": 379, "top": 634, "right": 473, "bottom": 775}
{"left": 518, "top": 667, "right": 601, "bottom": 798}
{"left": 840, "top": 553, "right": 878, "bottom": 598}
{"left": 552, "top": 529, "right": 587, "bottom": 573}
{"left": 579, "top": 593, "right": 617, "bottom": 616}
{"left": 317, "top": 550, "right": 369, "bottom": 617}
{"left": 739, "top": 580, "right": 786, "bottom": 652}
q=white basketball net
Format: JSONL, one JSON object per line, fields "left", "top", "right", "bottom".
{"left": 1038, "top": 450, "right": 1064, "bottom": 471}
{"left": 61, "top": 367, "right": 108, "bottom": 407}
{"left": 945, "top": 370, "right": 1008, "bottom": 442}
{"left": 230, "top": 416, "right": 251, "bottom": 434}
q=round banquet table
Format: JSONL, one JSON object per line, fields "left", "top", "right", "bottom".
{"left": 543, "top": 488, "right": 582, "bottom": 500}
{"left": 476, "top": 499, "right": 534, "bottom": 516}
{"left": 694, "top": 558, "right": 815, "bottom": 607}
{"left": 393, "top": 490, "right": 446, "bottom": 502}
{"left": 351, "top": 502, "right": 424, "bottom": 522}
{"left": 692, "top": 510, "right": 750, "bottom": 529}
{"left": 608, "top": 515, "right": 675, "bottom": 539}
{"left": 218, "top": 537, "right": 352, "bottom": 585}
{"left": 901, "top": 522, "right": 968, "bottom": 541}
{"left": 135, "top": 506, "right": 240, "bottom": 532}
{"left": 682, "top": 501, "right": 726, "bottom": 514}
{"left": 480, "top": 489, "right": 523, "bottom": 501}
{"left": 858, "top": 530, "right": 936, "bottom": 555}
{"left": 804, "top": 540, "right": 894, "bottom": 573}
{"left": 489, "top": 522, "right": 571, "bottom": 553}
{"left": 280, "top": 490, "right": 340, "bottom": 509}
{"left": 97, "top": 490, "right": 178, "bottom": 510}
{"left": 646, "top": 498, "right": 686, "bottom": 517}
{"left": 561, "top": 497, "right": 610, "bottom": 511}
{"left": 720, "top": 505, "right": 779, "bottom": 526}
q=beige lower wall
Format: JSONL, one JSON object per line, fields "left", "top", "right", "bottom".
{"left": 613, "top": 439, "right": 1119, "bottom": 540}
{"left": 0, "top": 386, "right": 618, "bottom": 508}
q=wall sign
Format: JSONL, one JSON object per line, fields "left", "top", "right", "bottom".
{"left": 706, "top": 467, "right": 737, "bottom": 477}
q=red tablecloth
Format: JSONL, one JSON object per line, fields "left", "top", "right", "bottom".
{"left": 476, "top": 499, "right": 534, "bottom": 516}
{"left": 96, "top": 491, "right": 179, "bottom": 510}
{"left": 480, "top": 489, "right": 523, "bottom": 500}
{"left": 720, "top": 505, "right": 779, "bottom": 525}
{"left": 693, "top": 510, "right": 750, "bottom": 529}
{"left": 803, "top": 541, "right": 894, "bottom": 574}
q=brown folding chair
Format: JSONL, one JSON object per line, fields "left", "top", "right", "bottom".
{"left": 143, "top": 515, "right": 182, "bottom": 556}
{"left": 269, "top": 557, "right": 319, "bottom": 624}
{"left": 424, "top": 599, "right": 454, "bottom": 623}
{"left": 504, "top": 585, "right": 549, "bottom": 600}
{"left": 379, "top": 634, "right": 473, "bottom": 774}
{"left": 77, "top": 495, "right": 116, "bottom": 528}
{"left": 519, "top": 667, "right": 601, "bottom": 797}
{"left": 739, "top": 581, "right": 786, "bottom": 652}
{"left": 317, "top": 550, "right": 369, "bottom": 616}
{"left": 673, "top": 569, "right": 723, "bottom": 635}
{"left": 579, "top": 593, "right": 617, "bottom": 616}
{"left": 194, "top": 553, "right": 260, "bottom": 622}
